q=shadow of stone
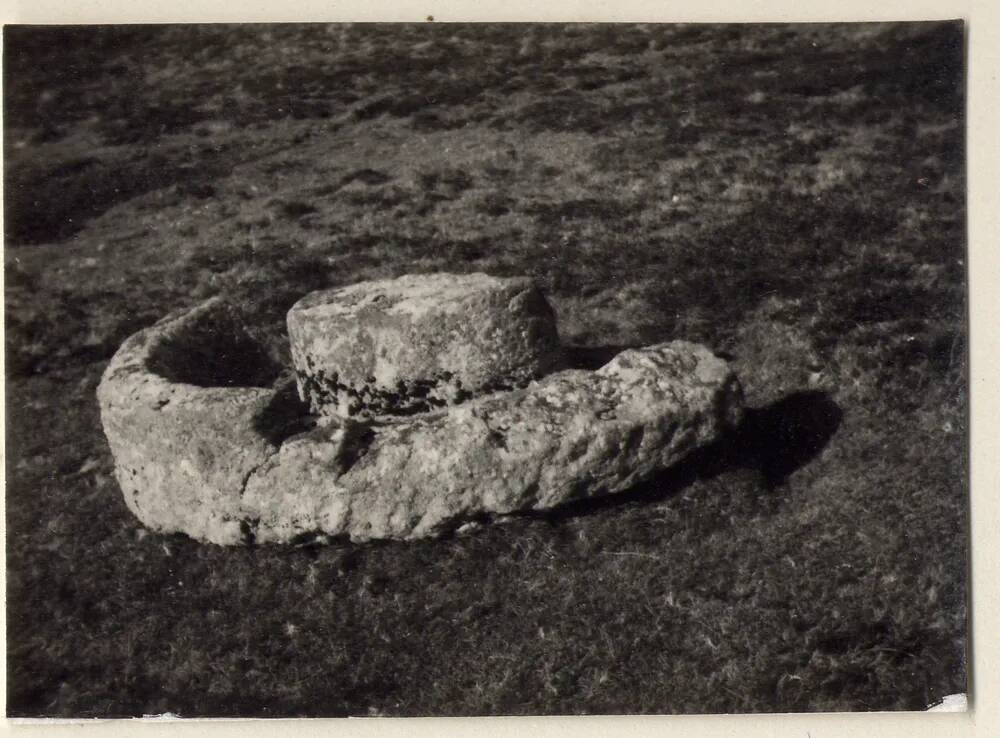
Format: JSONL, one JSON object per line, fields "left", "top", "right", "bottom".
{"left": 561, "top": 344, "right": 636, "bottom": 371}
{"left": 147, "top": 303, "right": 284, "bottom": 389}
{"left": 530, "top": 389, "right": 843, "bottom": 523}
{"left": 732, "top": 390, "right": 844, "bottom": 486}
{"left": 253, "top": 377, "right": 318, "bottom": 446}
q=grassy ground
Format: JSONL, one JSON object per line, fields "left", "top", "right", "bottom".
{"left": 3, "top": 22, "right": 967, "bottom": 716}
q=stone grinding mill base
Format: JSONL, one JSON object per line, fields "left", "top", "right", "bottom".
{"left": 98, "top": 273, "right": 744, "bottom": 545}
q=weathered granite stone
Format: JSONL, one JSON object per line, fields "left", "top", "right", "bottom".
{"left": 97, "top": 299, "right": 287, "bottom": 545}
{"left": 244, "top": 341, "right": 744, "bottom": 542}
{"left": 99, "top": 291, "right": 744, "bottom": 546}
{"left": 286, "top": 273, "right": 562, "bottom": 419}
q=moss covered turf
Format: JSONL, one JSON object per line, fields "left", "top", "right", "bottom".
{"left": 4, "top": 22, "right": 966, "bottom": 716}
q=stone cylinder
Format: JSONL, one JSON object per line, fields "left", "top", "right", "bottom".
{"left": 286, "top": 272, "right": 562, "bottom": 418}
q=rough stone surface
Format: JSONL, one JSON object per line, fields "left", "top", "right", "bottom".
{"left": 99, "top": 294, "right": 744, "bottom": 546}
{"left": 246, "top": 340, "right": 743, "bottom": 542}
{"left": 97, "top": 299, "right": 286, "bottom": 545}
{"left": 286, "top": 273, "right": 562, "bottom": 419}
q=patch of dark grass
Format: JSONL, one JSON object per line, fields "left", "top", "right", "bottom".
{"left": 417, "top": 168, "right": 475, "bottom": 197}
{"left": 632, "top": 192, "right": 905, "bottom": 346}
{"left": 3, "top": 149, "right": 230, "bottom": 244}
{"left": 98, "top": 101, "right": 208, "bottom": 146}
{"left": 475, "top": 193, "right": 515, "bottom": 217}
{"left": 411, "top": 111, "right": 456, "bottom": 132}
{"left": 5, "top": 280, "right": 175, "bottom": 377}
{"left": 341, "top": 187, "right": 408, "bottom": 209}
{"left": 339, "top": 168, "right": 392, "bottom": 187}
{"left": 571, "top": 64, "right": 645, "bottom": 92}
{"left": 355, "top": 94, "right": 430, "bottom": 121}
{"left": 504, "top": 92, "right": 624, "bottom": 135}
{"left": 274, "top": 200, "right": 319, "bottom": 219}
{"left": 3, "top": 25, "right": 167, "bottom": 134}
{"left": 525, "top": 197, "right": 640, "bottom": 225}
{"left": 441, "top": 237, "right": 494, "bottom": 263}
{"left": 590, "top": 131, "right": 703, "bottom": 172}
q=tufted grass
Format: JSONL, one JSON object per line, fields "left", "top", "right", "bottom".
{"left": 4, "top": 21, "right": 966, "bottom": 716}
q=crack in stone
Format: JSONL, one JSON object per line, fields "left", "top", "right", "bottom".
{"left": 238, "top": 444, "right": 284, "bottom": 500}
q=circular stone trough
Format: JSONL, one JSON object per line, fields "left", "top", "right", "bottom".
{"left": 98, "top": 273, "right": 745, "bottom": 545}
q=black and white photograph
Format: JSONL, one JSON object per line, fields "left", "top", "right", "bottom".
{"left": 3, "top": 20, "right": 968, "bottom": 718}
